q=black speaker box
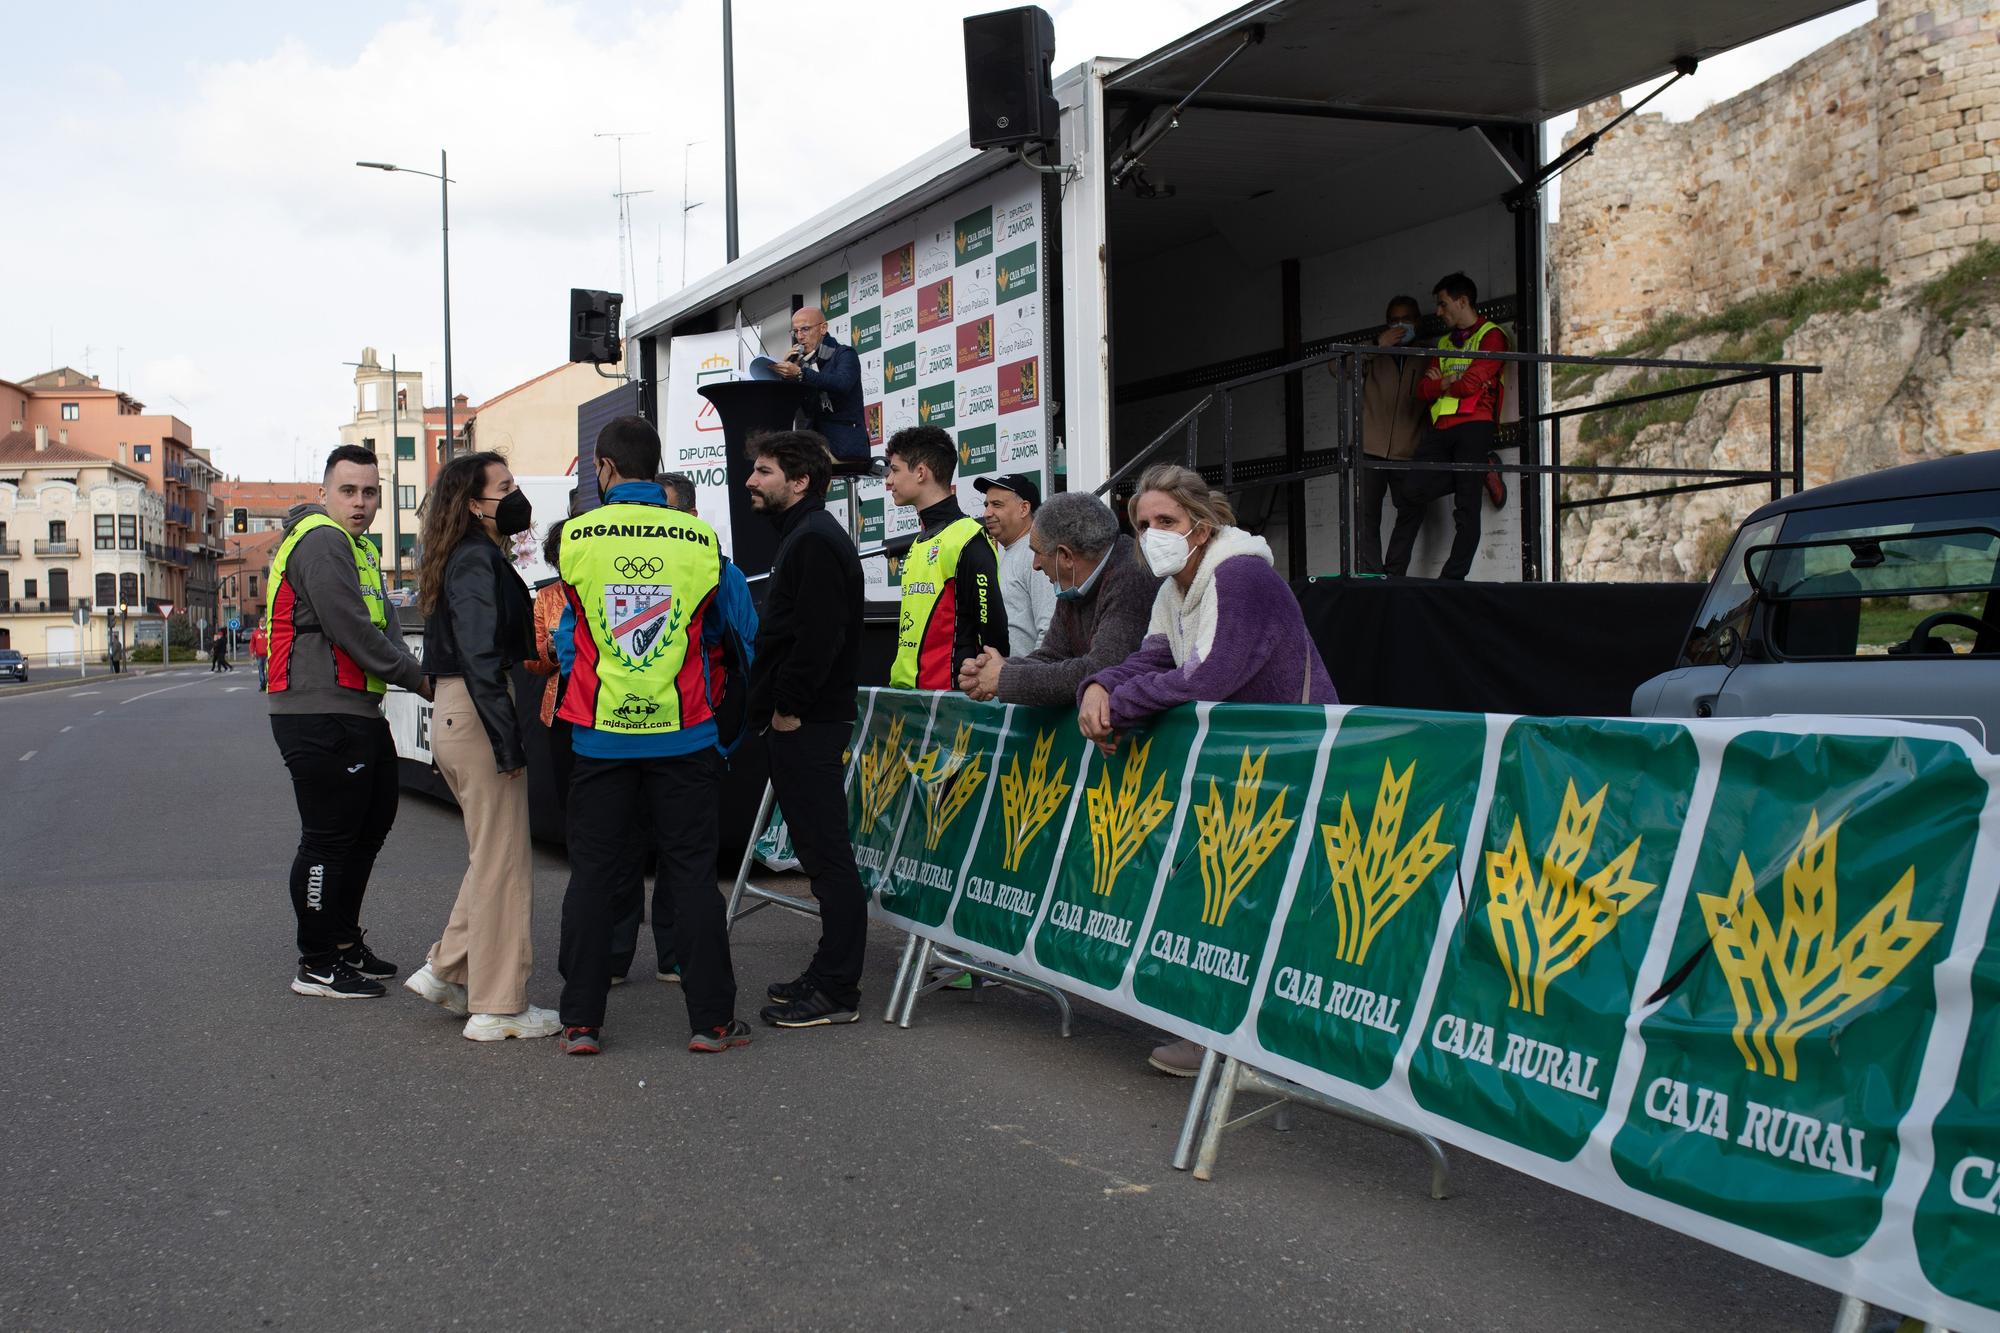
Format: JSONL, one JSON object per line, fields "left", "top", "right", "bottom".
{"left": 964, "top": 6, "right": 1058, "bottom": 150}
{"left": 569, "top": 288, "right": 623, "bottom": 364}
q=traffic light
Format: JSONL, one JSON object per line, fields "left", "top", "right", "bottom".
{"left": 232, "top": 507, "right": 248, "bottom": 534}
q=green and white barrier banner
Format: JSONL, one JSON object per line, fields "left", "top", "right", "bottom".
{"left": 840, "top": 688, "right": 2000, "bottom": 1329}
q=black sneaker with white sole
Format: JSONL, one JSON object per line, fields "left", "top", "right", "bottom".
{"left": 767, "top": 974, "right": 816, "bottom": 1005}
{"left": 291, "top": 959, "right": 387, "bottom": 1000}
{"left": 760, "top": 989, "right": 860, "bottom": 1028}
{"left": 344, "top": 933, "right": 397, "bottom": 979}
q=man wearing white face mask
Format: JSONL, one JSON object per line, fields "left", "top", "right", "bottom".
{"left": 957, "top": 492, "right": 1160, "bottom": 706}
{"left": 1338, "top": 295, "right": 1429, "bottom": 574}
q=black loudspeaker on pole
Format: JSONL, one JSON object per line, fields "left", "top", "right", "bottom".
{"left": 963, "top": 6, "right": 1058, "bottom": 150}
{"left": 569, "top": 289, "right": 624, "bottom": 364}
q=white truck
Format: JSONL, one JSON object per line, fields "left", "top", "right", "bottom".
{"left": 621, "top": 0, "right": 1851, "bottom": 587}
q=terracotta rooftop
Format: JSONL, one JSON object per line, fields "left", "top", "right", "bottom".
{"left": 468, "top": 362, "right": 573, "bottom": 413}
{"left": 0, "top": 432, "right": 146, "bottom": 475}
{"left": 214, "top": 480, "right": 321, "bottom": 511}
{"left": 220, "top": 528, "right": 286, "bottom": 565}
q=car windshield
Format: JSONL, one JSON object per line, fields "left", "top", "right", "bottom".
{"left": 1754, "top": 493, "right": 2000, "bottom": 658}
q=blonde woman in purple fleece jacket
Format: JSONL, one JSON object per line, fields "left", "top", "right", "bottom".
{"left": 1078, "top": 463, "right": 1337, "bottom": 1076}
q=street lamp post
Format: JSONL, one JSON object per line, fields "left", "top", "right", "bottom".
{"left": 356, "top": 153, "right": 456, "bottom": 455}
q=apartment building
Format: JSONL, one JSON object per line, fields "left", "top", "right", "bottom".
{"left": 5, "top": 369, "right": 222, "bottom": 620}
{"left": 0, "top": 427, "right": 157, "bottom": 659}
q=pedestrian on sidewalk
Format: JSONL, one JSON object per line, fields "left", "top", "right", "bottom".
{"left": 742, "top": 430, "right": 867, "bottom": 1029}
{"left": 552, "top": 416, "right": 759, "bottom": 1057}
{"left": 108, "top": 632, "right": 124, "bottom": 675}
{"left": 402, "top": 451, "right": 559, "bottom": 1042}
{"left": 250, "top": 617, "right": 269, "bottom": 691}
{"left": 266, "top": 444, "right": 430, "bottom": 999}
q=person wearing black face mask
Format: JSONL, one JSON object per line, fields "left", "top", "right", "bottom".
{"left": 406, "top": 451, "right": 560, "bottom": 1041}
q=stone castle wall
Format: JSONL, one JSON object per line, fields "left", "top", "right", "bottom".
{"left": 1553, "top": 0, "right": 2000, "bottom": 353}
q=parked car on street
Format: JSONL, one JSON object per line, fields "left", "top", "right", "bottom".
{"left": 1633, "top": 451, "right": 2000, "bottom": 749}
{"left": 0, "top": 649, "right": 27, "bottom": 683}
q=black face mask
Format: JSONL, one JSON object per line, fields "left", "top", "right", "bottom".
{"left": 486, "top": 490, "right": 533, "bottom": 537}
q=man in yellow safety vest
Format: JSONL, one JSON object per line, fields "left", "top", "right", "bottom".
{"left": 552, "top": 415, "right": 759, "bottom": 1057}
{"left": 883, "top": 425, "right": 1006, "bottom": 690}
{"left": 266, "top": 443, "right": 430, "bottom": 1000}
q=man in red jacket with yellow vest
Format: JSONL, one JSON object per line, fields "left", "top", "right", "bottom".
{"left": 553, "top": 416, "right": 758, "bottom": 1056}
{"left": 884, "top": 425, "right": 1006, "bottom": 689}
{"left": 266, "top": 444, "right": 429, "bottom": 999}
{"left": 1388, "top": 271, "right": 1508, "bottom": 581}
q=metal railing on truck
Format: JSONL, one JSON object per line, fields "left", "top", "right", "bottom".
{"left": 1098, "top": 343, "right": 1821, "bottom": 581}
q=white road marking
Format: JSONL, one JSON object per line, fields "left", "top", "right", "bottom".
{"left": 120, "top": 681, "right": 199, "bottom": 706}
{"left": 73, "top": 690, "right": 100, "bottom": 696}
{"left": 94, "top": 709, "right": 105, "bottom": 716}
{"left": 18, "top": 751, "right": 35, "bottom": 762}
{"left": 60, "top": 726, "right": 72, "bottom": 733}
{"left": 224, "top": 687, "right": 252, "bottom": 693}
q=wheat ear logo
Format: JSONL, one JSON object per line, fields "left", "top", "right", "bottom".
{"left": 1485, "top": 779, "right": 1657, "bottom": 1015}
{"left": 906, "top": 722, "right": 988, "bottom": 850}
{"left": 1086, "top": 738, "right": 1175, "bottom": 898}
{"left": 999, "top": 729, "right": 1071, "bottom": 872}
{"left": 857, "top": 714, "right": 911, "bottom": 834}
{"left": 1323, "top": 759, "right": 1455, "bottom": 966}
{"left": 1194, "top": 748, "right": 1297, "bottom": 929}
{"left": 1699, "top": 811, "right": 1940, "bottom": 1082}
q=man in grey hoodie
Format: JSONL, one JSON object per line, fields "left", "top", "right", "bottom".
{"left": 956, "top": 492, "right": 1161, "bottom": 708}
{"left": 266, "top": 444, "right": 429, "bottom": 999}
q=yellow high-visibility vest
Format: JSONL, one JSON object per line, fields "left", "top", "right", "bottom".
{"left": 266, "top": 512, "right": 390, "bottom": 694}
{"left": 557, "top": 503, "right": 724, "bottom": 735}
{"left": 891, "top": 516, "right": 991, "bottom": 689}
{"left": 1429, "top": 320, "right": 1506, "bottom": 423}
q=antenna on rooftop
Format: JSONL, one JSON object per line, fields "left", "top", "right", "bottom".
{"left": 595, "top": 131, "right": 652, "bottom": 306}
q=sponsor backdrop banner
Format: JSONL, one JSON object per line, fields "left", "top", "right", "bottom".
{"left": 814, "top": 689, "right": 2000, "bottom": 1331}
{"left": 771, "top": 169, "right": 1046, "bottom": 602}
{"left": 661, "top": 328, "right": 744, "bottom": 559}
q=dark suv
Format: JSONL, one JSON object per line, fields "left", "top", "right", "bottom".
{"left": 0, "top": 649, "right": 26, "bottom": 683}
{"left": 1634, "top": 451, "right": 2000, "bottom": 750}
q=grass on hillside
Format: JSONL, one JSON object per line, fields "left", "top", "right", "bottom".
{"left": 1555, "top": 266, "right": 1886, "bottom": 466}
{"left": 1553, "top": 266, "right": 1887, "bottom": 399}
{"left": 1917, "top": 240, "right": 2000, "bottom": 337}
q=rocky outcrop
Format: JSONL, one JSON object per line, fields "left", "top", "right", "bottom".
{"left": 1559, "top": 292, "right": 1996, "bottom": 581}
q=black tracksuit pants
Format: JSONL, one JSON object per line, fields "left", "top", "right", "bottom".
{"left": 559, "top": 750, "right": 735, "bottom": 1031}
{"left": 270, "top": 713, "right": 400, "bottom": 967}
{"left": 767, "top": 721, "right": 866, "bottom": 1005}
{"left": 1385, "top": 419, "right": 1495, "bottom": 580}
{"left": 551, "top": 708, "right": 674, "bottom": 978}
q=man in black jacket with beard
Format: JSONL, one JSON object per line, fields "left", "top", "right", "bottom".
{"left": 743, "top": 431, "right": 868, "bottom": 1027}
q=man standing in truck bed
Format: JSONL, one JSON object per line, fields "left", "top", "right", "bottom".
{"left": 1389, "top": 271, "right": 1508, "bottom": 580}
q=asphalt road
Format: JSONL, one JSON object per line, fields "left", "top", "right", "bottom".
{"left": 0, "top": 672, "right": 1844, "bottom": 1331}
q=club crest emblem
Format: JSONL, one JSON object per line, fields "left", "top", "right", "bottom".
{"left": 604, "top": 582, "right": 674, "bottom": 663}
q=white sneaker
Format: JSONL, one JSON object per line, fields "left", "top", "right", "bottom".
{"left": 404, "top": 963, "right": 469, "bottom": 1017}
{"left": 463, "top": 1006, "right": 562, "bottom": 1042}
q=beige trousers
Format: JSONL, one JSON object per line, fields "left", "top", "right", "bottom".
{"left": 427, "top": 676, "right": 534, "bottom": 1014}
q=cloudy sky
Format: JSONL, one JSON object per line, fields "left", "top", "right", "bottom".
{"left": 3, "top": 0, "right": 1871, "bottom": 482}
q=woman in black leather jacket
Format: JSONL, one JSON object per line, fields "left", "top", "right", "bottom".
{"left": 401, "top": 451, "right": 559, "bottom": 1042}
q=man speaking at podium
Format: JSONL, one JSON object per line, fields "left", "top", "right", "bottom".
{"left": 770, "top": 307, "right": 868, "bottom": 462}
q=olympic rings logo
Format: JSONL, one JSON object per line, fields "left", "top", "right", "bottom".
{"left": 614, "top": 556, "right": 663, "bottom": 578}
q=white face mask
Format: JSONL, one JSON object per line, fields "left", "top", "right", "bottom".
{"left": 1141, "top": 526, "right": 1192, "bottom": 578}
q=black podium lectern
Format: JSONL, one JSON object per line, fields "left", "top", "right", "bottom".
{"left": 696, "top": 380, "right": 812, "bottom": 580}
